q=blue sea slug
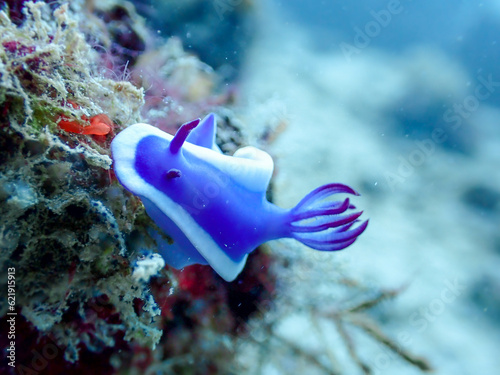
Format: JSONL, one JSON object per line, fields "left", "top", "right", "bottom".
{"left": 111, "top": 114, "right": 368, "bottom": 281}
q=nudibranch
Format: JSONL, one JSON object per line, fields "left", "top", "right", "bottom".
{"left": 111, "top": 114, "right": 368, "bottom": 281}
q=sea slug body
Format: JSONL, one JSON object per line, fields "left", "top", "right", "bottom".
{"left": 111, "top": 114, "right": 368, "bottom": 281}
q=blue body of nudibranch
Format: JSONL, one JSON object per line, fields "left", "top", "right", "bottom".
{"left": 111, "top": 114, "right": 368, "bottom": 281}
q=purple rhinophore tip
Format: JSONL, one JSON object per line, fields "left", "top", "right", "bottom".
{"left": 169, "top": 118, "right": 200, "bottom": 154}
